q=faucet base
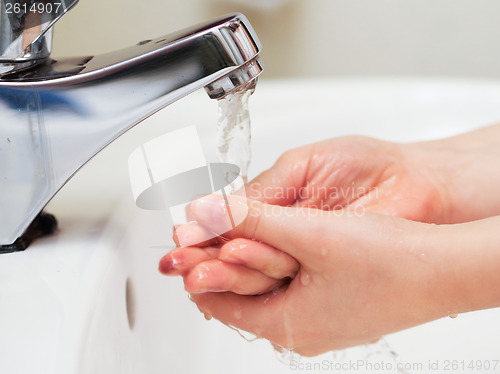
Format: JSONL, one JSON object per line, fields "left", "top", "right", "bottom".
{"left": 0, "top": 212, "right": 58, "bottom": 254}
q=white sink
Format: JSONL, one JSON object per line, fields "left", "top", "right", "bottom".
{"left": 2, "top": 78, "right": 500, "bottom": 374}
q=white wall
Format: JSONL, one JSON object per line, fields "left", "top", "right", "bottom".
{"left": 53, "top": 0, "right": 500, "bottom": 79}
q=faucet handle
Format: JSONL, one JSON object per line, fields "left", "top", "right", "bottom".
{"left": 0, "top": 0, "right": 78, "bottom": 75}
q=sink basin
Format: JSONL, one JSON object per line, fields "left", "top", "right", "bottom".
{"left": 1, "top": 78, "right": 500, "bottom": 374}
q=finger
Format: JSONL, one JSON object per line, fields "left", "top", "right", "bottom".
{"left": 173, "top": 222, "right": 219, "bottom": 247}
{"left": 219, "top": 238, "right": 299, "bottom": 279}
{"left": 190, "top": 289, "right": 289, "bottom": 345}
{"left": 159, "top": 246, "right": 219, "bottom": 276}
{"left": 184, "top": 259, "right": 287, "bottom": 295}
{"left": 244, "top": 147, "right": 313, "bottom": 205}
{"left": 189, "top": 194, "right": 331, "bottom": 262}
{"left": 185, "top": 196, "right": 206, "bottom": 222}
{"left": 187, "top": 194, "right": 244, "bottom": 238}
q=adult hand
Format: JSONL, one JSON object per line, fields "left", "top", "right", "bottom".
{"left": 159, "top": 125, "right": 500, "bottom": 355}
{"left": 161, "top": 126, "right": 500, "bottom": 294}
{"left": 245, "top": 127, "right": 500, "bottom": 224}
{"left": 183, "top": 194, "right": 500, "bottom": 356}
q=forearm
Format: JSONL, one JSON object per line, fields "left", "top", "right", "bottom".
{"left": 407, "top": 123, "right": 500, "bottom": 222}
{"left": 428, "top": 215, "right": 500, "bottom": 317}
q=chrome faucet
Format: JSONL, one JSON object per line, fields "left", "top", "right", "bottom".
{"left": 0, "top": 1, "right": 263, "bottom": 252}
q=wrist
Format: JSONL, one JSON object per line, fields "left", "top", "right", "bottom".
{"left": 426, "top": 217, "right": 500, "bottom": 317}
{"left": 405, "top": 124, "right": 500, "bottom": 222}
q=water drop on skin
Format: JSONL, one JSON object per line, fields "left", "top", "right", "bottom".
{"left": 234, "top": 307, "right": 243, "bottom": 321}
{"left": 300, "top": 271, "right": 311, "bottom": 286}
{"left": 226, "top": 324, "right": 260, "bottom": 342}
{"left": 449, "top": 313, "right": 459, "bottom": 319}
{"left": 263, "top": 288, "right": 279, "bottom": 305}
{"left": 195, "top": 263, "right": 210, "bottom": 281}
{"left": 204, "top": 312, "right": 213, "bottom": 321}
{"left": 321, "top": 248, "right": 328, "bottom": 257}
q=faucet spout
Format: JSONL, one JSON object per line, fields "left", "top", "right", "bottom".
{"left": 0, "top": 13, "right": 263, "bottom": 250}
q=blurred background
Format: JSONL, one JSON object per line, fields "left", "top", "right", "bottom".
{"left": 53, "top": 0, "right": 500, "bottom": 79}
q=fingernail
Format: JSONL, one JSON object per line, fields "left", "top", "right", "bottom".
{"left": 174, "top": 222, "right": 214, "bottom": 247}
{"left": 192, "top": 195, "right": 227, "bottom": 223}
{"left": 158, "top": 255, "right": 178, "bottom": 274}
{"left": 172, "top": 226, "right": 181, "bottom": 246}
{"left": 173, "top": 225, "right": 190, "bottom": 248}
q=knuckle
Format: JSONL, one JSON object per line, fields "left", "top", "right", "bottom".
{"left": 276, "top": 149, "right": 295, "bottom": 165}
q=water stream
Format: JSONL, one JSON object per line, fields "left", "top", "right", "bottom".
{"left": 215, "top": 87, "right": 254, "bottom": 192}
{"left": 215, "top": 86, "right": 408, "bottom": 373}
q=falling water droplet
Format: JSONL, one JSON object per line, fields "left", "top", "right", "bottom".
{"left": 272, "top": 343, "right": 298, "bottom": 366}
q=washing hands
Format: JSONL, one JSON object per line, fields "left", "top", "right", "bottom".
{"left": 159, "top": 124, "right": 500, "bottom": 356}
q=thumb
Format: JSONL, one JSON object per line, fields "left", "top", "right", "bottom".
{"left": 240, "top": 145, "right": 315, "bottom": 206}
{"left": 189, "top": 194, "right": 332, "bottom": 261}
